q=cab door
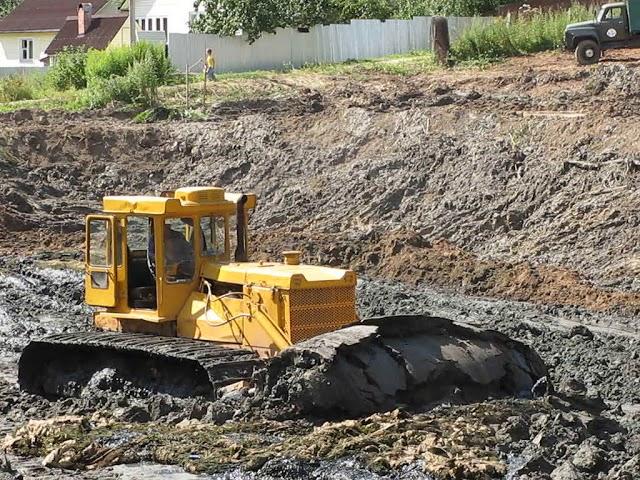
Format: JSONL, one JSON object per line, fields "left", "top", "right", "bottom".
{"left": 85, "top": 215, "right": 117, "bottom": 307}
{"left": 599, "top": 6, "right": 629, "bottom": 43}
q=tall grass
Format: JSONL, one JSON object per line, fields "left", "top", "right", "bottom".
{"left": 0, "top": 73, "right": 48, "bottom": 102}
{"left": 48, "top": 46, "right": 87, "bottom": 90}
{"left": 83, "top": 51, "right": 163, "bottom": 108}
{"left": 86, "top": 42, "right": 173, "bottom": 85}
{"left": 450, "top": 5, "right": 594, "bottom": 62}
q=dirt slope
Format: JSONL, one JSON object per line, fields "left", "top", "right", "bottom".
{"left": 1, "top": 52, "right": 640, "bottom": 312}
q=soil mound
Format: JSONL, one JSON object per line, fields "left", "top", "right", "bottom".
{"left": 1, "top": 58, "right": 640, "bottom": 313}
{"left": 256, "top": 315, "right": 547, "bottom": 416}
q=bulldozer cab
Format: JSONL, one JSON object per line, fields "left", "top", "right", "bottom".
{"left": 85, "top": 188, "right": 254, "bottom": 322}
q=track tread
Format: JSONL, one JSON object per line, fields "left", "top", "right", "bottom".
{"left": 20, "top": 331, "right": 264, "bottom": 398}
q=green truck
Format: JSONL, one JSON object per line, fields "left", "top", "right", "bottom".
{"left": 565, "top": 0, "right": 640, "bottom": 64}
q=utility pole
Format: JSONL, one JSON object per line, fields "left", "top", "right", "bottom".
{"left": 129, "top": 0, "right": 136, "bottom": 45}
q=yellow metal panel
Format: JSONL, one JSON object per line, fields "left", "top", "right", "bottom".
{"left": 97, "top": 311, "right": 172, "bottom": 322}
{"left": 203, "top": 262, "right": 357, "bottom": 290}
{"left": 103, "top": 196, "right": 239, "bottom": 216}
{"left": 103, "top": 196, "right": 172, "bottom": 214}
{"left": 177, "top": 289, "right": 291, "bottom": 354}
{"left": 175, "top": 187, "right": 225, "bottom": 204}
{"left": 177, "top": 292, "right": 245, "bottom": 344}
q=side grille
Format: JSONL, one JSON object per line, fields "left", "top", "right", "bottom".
{"left": 288, "top": 287, "right": 357, "bottom": 343}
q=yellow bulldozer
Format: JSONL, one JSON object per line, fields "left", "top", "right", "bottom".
{"left": 18, "top": 187, "right": 547, "bottom": 409}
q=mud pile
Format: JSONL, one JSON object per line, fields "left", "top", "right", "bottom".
{"left": 256, "top": 315, "right": 547, "bottom": 416}
{"left": 357, "top": 278, "right": 640, "bottom": 404}
{"left": 3, "top": 53, "right": 640, "bottom": 478}
{"left": 1, "top": 59, "right": 640, "bottom": 312}
{"left": 0, "top": 257, "right": 89, "bottom": 364}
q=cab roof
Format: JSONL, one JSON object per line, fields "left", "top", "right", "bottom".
{"left": 102, "top": 187, "right": 256, "bottom": 215}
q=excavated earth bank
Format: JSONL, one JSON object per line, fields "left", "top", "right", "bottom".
{"left": 3, "top": 51, "right": 640, "bottom": 478}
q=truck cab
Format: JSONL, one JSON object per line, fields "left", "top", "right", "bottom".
{"left": 565, "top": 1, "right": 640, "bottom": 64}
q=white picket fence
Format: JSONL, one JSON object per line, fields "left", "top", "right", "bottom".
{"left": 168, "top": 16, "right": 493, "bottom": 74}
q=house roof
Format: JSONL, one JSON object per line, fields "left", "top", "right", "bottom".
{"left": 45, "top": 14, "right": 127, "bottom": 55}
{"left": 0, "top": 0, "right": 111, "bottom": 33}
{"left": 96, "top": 0, "right": 128, "bottom": 16}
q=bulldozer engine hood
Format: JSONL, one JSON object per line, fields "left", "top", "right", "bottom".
{"left": 202, "top": 261, "right": 357, "bottom": 290}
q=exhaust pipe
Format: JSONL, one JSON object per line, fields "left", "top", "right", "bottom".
{"left": 235, "top": 195, "right": 248, "bottom": 262}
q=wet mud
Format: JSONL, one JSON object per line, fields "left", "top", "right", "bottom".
{"left": 256, "top": 315, "right": 547, "bottom": 416}
{"left": 3, "top": 54, "right": 640, "bottom": 478}
{"left": 1, "top": 259, "right": 640, "bottom": 479}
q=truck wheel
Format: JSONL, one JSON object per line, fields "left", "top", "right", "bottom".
{"left": 575, "top": 40, "right": 600, "bottom": 65}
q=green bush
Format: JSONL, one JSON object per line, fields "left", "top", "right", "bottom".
{"left": 86, "top": 42, "right": 173, "bottom": 85}
{"left": 83, "top": 52, "right": 160, "bottom": 108}
{"left": 47, "top": 46, "right": 87, "bottom": 90}
{"left": 0, "top": 74, "right": 34, "bottom": 102}
{"left": 450, "top": 6, "right": 594, "bottom": 62}
{"left": 395, "top": 0, "right": 499, "bottom": 17}
{"left": 0, "top": 0, "right": 20, "bottom": 18}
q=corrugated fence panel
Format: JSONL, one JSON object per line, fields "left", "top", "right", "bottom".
{"left": 0, "top": 66, "right": 48, "bottom": 77}
{"left": 169, "top": 16, "right": 494, "bottom": 74}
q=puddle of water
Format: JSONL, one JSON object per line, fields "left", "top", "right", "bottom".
{"left": 108, "top": 463, "right": 206, "bottom": 479}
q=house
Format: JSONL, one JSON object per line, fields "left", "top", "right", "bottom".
{"left": 0, "top": 0, "right": 200, "bottom": 68}
{"left": 45, "top": 5, "right": 131, "bottom": 59}
{"left": 0, "top": 0, "right": 130, "bottom": 67}
{"left": 127, "top": 0, "right": 200, "bottom": 36}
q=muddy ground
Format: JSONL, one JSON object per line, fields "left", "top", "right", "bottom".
{"left": 2, "top": 50, "right": 640, "bottom": 478}
{"left": 2, "top": 259, "right": 640, "bottom": 479}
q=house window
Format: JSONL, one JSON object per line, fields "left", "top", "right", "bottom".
{"left": 20, "top": 39, "right": 33, "bottom": 62}
{"left": 138, "top": 17, "right": 167, "bottom": 32}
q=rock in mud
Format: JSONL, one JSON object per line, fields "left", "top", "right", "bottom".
{"left": 255, "top": 314, "right": 547, "bottom": 416}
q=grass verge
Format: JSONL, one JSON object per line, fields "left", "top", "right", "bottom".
{"left": 0, "top": 51, "right": 441, "bottom": 114}
{"left": 450, "top": 6, "right": 594, "bottom": 62}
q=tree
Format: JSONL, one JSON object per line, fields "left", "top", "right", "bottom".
{"left": 332, "top": 0, "right": 396, "bottom": 22}
{"left": 0, "top": 0, "right": 20, "bottom": 18}
{"left": 191, "top": 0, "right": 337, "bottom": 42}
{"left": 191, "top": 0, "right": 498, "bottom": 43}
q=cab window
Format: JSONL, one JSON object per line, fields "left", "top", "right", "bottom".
{"left": 89, "top": 219, "right": 112, "bottom": 267}
{"left": 200, "top": 216, "right": 226, "bottom": 256}
{"left": 605, "top": 7, "right": 623, "bottom": 19}
{"left": 164, "top": 218, "right": 195, "bottom": 282}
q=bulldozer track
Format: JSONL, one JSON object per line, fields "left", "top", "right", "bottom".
{"left": 19, "top": 331, "right": 263, "bottom": 399}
